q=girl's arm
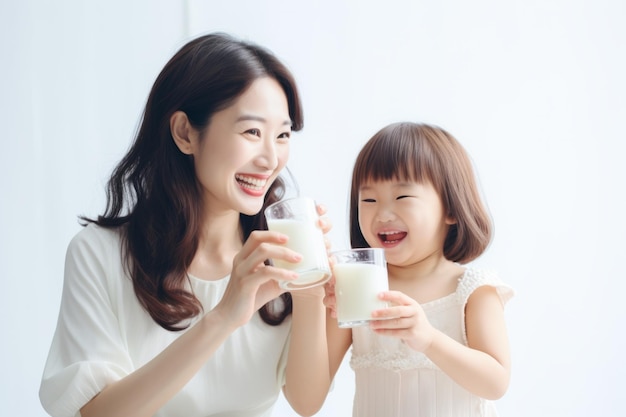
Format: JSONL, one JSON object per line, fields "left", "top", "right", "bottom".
{"left": 283, "top": 288, "right": 331, "bottom": 417}
{"left": 81, "top": 231, "right": 301, "bottom": 417}
{"left": 371, "top": 286, "right": 511, "bottom": 400}
{"left": 283, "top": 273, "right": 353, "bottom": 416}
{"left": 425, "top": 286, "right": 510, "bottom": 399}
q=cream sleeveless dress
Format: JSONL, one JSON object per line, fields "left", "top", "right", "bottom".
{"left": 349, "top": 268, "right": 514, "bottom": 417}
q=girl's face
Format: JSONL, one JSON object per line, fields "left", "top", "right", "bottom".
{"left": 189, "top": 77, "right": 292, "bottom": 216}
{"left": 358, "top": 179, "right": 455, "bottom": 267}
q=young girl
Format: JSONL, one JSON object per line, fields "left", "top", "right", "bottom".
{"left": 323, "top": 122, "right": 514, "bottom": 416}
{"left": 39, "top": 33, "right": 331, "bottom": 417}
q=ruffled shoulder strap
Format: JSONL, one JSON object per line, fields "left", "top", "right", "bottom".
{"left": 457, "top": 267, "right": 514, "bottom": 308}
{"left": 456, "top": 268, "right": 514, "bottom": 346}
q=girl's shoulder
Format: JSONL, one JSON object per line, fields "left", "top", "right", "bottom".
{"left": 456, "top": 267, "right": 514, "bottom": 306}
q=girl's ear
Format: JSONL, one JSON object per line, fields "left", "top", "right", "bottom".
{"left": 445, "top": 214, "right": 457, "bottom": 225}
{"left": 170, "top": 111, "right": 195, "bottom": 155}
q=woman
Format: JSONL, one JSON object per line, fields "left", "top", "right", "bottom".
{"left": 39, "top": 33, "right": 331, "bottom": 417}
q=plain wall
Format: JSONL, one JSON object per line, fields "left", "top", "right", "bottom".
{"left": 1, "top": 0, "right": 624, "bottom": 416}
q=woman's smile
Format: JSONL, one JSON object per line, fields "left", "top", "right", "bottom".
{"left": 235, "top": 173, "right": 270, "bottom": 197}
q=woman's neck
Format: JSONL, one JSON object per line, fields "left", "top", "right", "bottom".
{"left": 188, "top": 210, "right": 243, "bottom": 281}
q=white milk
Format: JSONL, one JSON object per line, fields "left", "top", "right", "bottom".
{"left": 267, "top": 218, "right": 330, "bottom": 287}
{"left": 334, "top": 262, "right": 389, "bottom": 327}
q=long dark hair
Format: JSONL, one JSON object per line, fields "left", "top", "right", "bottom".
{"left": 83, "top": 33, "right": 303, "bottom": 330}
{"left": 349, "top": 122, "right": 491, "bottom": 264}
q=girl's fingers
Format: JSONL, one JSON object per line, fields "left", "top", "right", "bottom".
{"left": 377, "top": 290, "right": 415, "bottom": 306}
{"left": 370, "top": 292, "right": 418, "bottom": 320}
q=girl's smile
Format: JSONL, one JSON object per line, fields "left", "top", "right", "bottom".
{"left": 377, "top": 229, "right": 408, "bottom": 247}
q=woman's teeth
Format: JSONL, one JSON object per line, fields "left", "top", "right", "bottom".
{"left": 235, "top": 174, "right": 267, "bottom": 191}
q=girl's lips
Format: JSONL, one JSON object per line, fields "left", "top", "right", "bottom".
{"left": 235, "top": 174, "right": 270, "bottom": 197}
{"left": 378, "top": 230, "right": 407, "bottom": 247}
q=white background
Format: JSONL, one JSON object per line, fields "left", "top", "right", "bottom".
{"left": 1, "top": 0, "right": 625, "bottom": 416}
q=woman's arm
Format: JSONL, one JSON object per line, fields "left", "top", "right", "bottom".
{"left": 81, "top": 231, "right": 301, "bottom": 417}
{"left": 80, "top": 309, "right": 235, "bottom": 417}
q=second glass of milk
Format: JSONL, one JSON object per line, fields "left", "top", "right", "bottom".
{"left": 332, "top": 248, "right": 389, "bottom": 328}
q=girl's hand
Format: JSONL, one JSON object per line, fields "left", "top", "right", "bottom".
{"left": 369, "top": 290, "right": 435, "bottom": 352}
{"left": 317, "top": 202, "right": 333, "bottom": 255}
{"left": 215, "top": 230, "right": 301, "bottom": 328}
{"left": 322, "top": 272, "right": 338, "bottom": 317}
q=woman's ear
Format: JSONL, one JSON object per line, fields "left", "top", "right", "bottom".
{"left": 170, "top": 111, "right": 195, "bottom": 155}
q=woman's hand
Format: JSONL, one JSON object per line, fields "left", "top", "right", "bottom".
{"left": 214, "top": 230, "right": 301, "bottom": 329}
{"left": 369, "top": 291, "right": 435, "bottom": 352}
{"left": 290, "top": 203, "right": 333, "bottom": 300}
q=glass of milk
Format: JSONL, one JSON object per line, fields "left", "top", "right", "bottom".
{"left": 264, "top": 197, "right": 331, "bottom": 290}
{"left": 332, "top": 248, "right": 389, "bottom": 328}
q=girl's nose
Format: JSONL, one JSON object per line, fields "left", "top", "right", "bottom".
{"left": 375, "top": 206, "right": 396, "bottom": 222}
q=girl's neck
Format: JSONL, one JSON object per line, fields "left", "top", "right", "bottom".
{"left": 387, "top": 256, "right": 464, "bottom": 304}
{"left": 387, "top": 253, "right": 453, "bottom": 280}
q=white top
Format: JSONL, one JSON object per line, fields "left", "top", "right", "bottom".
{"left": 349, "top": 268, "right": 514, "bottom": 417}
{"left": 40, "top": 224, "right": 292, "bottom": 417}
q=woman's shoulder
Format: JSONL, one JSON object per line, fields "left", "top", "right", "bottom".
{"left": 456, "top": 267, "right": 514, "bottom": 305}
{"left": 69, "top": 222, "right": 123, "bottom": 249}
{"left": 65, "top": 223, "right": 125, "bottom": 270}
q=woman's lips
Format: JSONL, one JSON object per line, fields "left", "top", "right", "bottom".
{"left": 235, "top": 174, "right": 268, "bottom": 197}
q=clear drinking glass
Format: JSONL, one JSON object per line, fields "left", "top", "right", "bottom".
{"left": 264, "top": 197, "right": 331, "bottom": 290}
{"left": 332, "top": 248, "right": 389, "bottom": 327}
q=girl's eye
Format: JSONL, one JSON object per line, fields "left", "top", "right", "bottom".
{"left": 396, "top": 195, "right": 410, "bottom": 200}
{"left": 361, "top": 198, "right": 376, "bottom": 203}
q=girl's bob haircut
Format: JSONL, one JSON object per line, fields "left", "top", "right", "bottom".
{"left": 349, "top": 122, "right": 492, "bottom": 264}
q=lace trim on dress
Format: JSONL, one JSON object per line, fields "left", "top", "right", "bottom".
{"left": 456, "top": 268, "right": 513, "bottom": 345}
{"left": 350, "top": 347, "right": 438, "bottom": 371}
{"left": 456, "top": 268, "right": 499, "bottom": 301}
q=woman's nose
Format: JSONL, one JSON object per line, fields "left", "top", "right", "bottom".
{"left": 256, "top": 139, "right": 279, "bottom": 170}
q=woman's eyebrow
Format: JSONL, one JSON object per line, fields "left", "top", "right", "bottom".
{"left": 236, "top": 114, "right": 292, "bottom": 126}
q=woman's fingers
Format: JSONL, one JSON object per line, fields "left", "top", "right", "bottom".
{"left": 316, "top": 203, "right": 333, "bottom": 235}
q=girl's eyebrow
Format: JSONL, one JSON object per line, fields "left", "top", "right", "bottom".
{"left": 360, "top": 181, "right": 414, "bottom": 191}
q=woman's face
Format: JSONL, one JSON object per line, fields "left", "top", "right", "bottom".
{"left": 189, "top": 77, "right": 292, "bottom": 216}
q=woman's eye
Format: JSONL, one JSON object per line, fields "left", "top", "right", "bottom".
{"left": 277, "top": 131, "right": 291, "bottom": 141}
{"left": 245, "top": 128, "right": 261, "bottom": 137}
